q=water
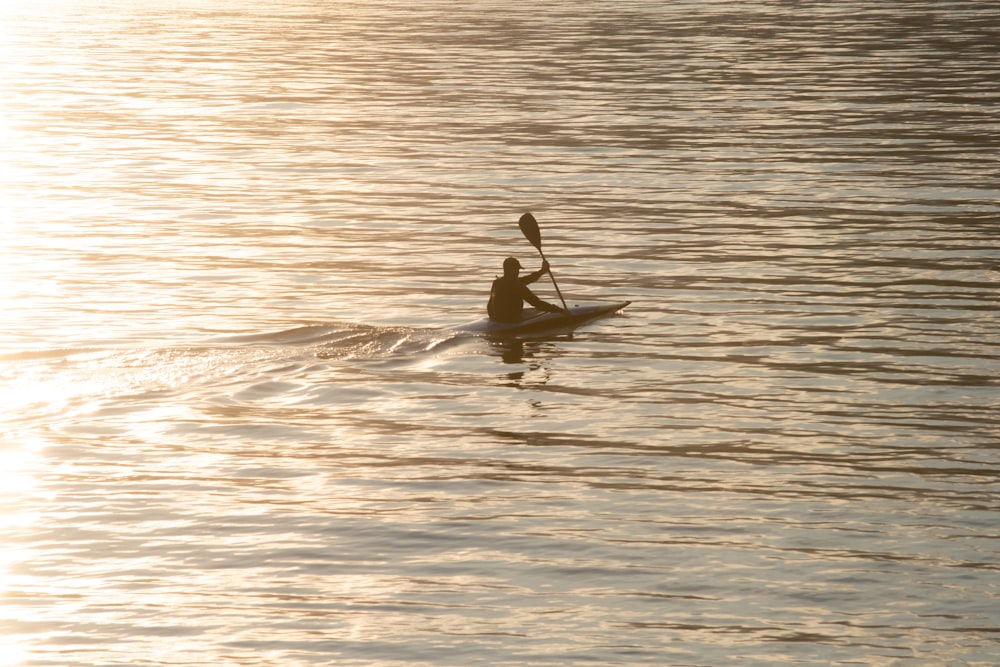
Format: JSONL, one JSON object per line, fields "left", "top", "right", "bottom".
{"left": 1, "top": 1, "right": 998, "bottom": 665}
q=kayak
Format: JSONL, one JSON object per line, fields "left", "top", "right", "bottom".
{"left": 452, "top": 301, "right": 631, "bottom": 335}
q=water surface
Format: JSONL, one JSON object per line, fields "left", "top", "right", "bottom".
{"left": 1, "top": 1, "right": 998, "bottom": 665}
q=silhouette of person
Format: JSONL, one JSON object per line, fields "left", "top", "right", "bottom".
{"left": 487, "top": 257, "right": 566, "bottom": 322}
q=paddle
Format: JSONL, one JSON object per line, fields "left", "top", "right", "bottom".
{"left": 518, "top": 212, "right": 569, "bottom": 312}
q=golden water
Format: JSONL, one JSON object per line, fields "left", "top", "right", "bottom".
{"left": 1, "top": 1, "right": 998, "bottom": 665}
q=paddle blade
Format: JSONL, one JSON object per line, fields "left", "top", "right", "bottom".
{"left": 518, "top": 212, "right": 542, "bottom": 250}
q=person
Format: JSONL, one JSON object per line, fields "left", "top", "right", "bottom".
{"left": 487, "top": 257, "right": 567, "bottom": 322}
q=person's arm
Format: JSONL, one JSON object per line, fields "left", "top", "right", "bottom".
{"left": 519, "top": 260, "right": 550, "bottom": 285}
{"left": 522, "top": 286, "right": 565, "bottom": 314}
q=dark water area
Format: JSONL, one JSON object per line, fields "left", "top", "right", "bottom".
{"left": 0, "top": 1, "right": 998, "bottom": 665}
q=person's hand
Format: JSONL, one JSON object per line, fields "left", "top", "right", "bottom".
{"left": 546, "top": 302, "right": 568, "bottom": 315}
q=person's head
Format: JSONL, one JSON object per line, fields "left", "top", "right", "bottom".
{"left": 502, "top": 256, "right": 521, "bottom": 277}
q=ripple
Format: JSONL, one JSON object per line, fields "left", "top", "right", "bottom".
{"left": 1, "top": 0, "right": 998, "bottom": 665}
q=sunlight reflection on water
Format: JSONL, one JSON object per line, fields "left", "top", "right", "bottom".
{"left": 0, "top": 0, "right": 998, "bottom": 665}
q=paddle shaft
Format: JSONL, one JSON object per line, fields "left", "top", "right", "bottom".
{"left": 518, "top": 212, "right": 569, "bottom": 312}
{"left": 534, "top": 246, "right": 569, "bottom": 312}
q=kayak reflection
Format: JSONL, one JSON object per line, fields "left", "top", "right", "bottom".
{"left": 487, "top": 338, "right": 549, "bottom": 388}
{"left": 487, "top": 334, "right": 574, "bottom": 366}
